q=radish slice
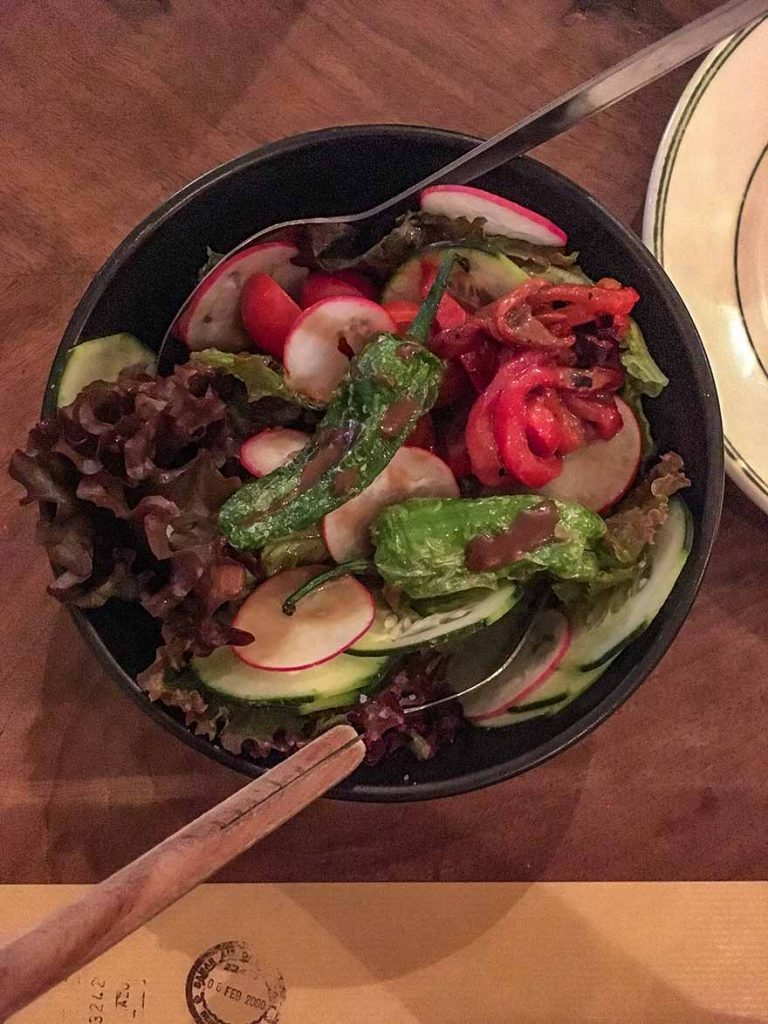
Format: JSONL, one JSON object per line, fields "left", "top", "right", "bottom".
{"left": 239, "top": 427, "right": 309, "bottom": 477}
{"left": 233, "top": 566, "right": 374, "bottom": 671}
{"left": 420, "top": 185, "right": 567, "bottom": 247}
{"left": 462, "top": 608, "right": 571, "bottom": 722}
{"left": 283, "top": 296, "right": 396, "bottom": 404}
{"left": 541, "top": 397, "right": 642, "bottom": 512}
{"left": 323, "top": 447, "right": 459, "bottom": 562}
{"left": 171, "top": 242, "right": 308, "bottom": 352}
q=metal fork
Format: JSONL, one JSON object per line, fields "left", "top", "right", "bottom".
{"left": 402, "top": 592, "right": 548, "bottom": 714}
{"left": 164, "top": 0, "right": 764, "bottom": 320}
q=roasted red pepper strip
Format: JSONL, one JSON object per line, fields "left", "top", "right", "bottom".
{"left": 492, "top": 366, "right": 563, "bottom": 487}
{"left": 542, "top": 391, "right": 585, "bottom": 455}
{"left": 433, "top": 359, "right": 469, "bottom": 407}
{"left": 466, "top": 385, "right": 506, "bottom": 486}
{"left": 561, "top": 392, "right": 623, "bottom": 440}
{"left": 476, "top": 360, "right": 624, "bottom": 486}
{"left": 526, "top": 390, "right": 561, "bottom": 458}
{"left": 532, "top": 283, "right": 640, "bottom": 319}
{"left": 465, "top": 352, "right": 549, "bottom": 486}
{"left": 459, "top": 340, "right": 500, "bottom": 393}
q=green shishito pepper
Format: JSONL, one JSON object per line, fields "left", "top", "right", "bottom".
{"left": 371, "top": 496, "right": 606, "bottom": 600}
{"left": 218, "top": 254, "right": 456, "bottom": 551}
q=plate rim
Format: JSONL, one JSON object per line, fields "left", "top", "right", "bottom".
{"left": 643, "top": 16, "right": 768, "bottom": 514}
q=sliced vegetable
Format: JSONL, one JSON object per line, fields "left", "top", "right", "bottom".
{"left": 192, "top": 643, "right": 388, "bottom": 713}
{"left": 233, "top": 566, "right": 374, "bottom": 671}
{"left": 465, "top": 351, "right": 548, "bottom": 487}
{"left": 382, "top": 245, "right": 528, "bottom": 309}
{"left": 420, "top": 185, "right": 567, "bottom": 247}
{"left": 300, "top": 270, "right": 377, "bottom": 307}
{"left": 239, "top": 428, "right": 309, "bottom": 478}
{"left": 220, "top": 334, "right": 443, "bottom": 549}
{"left": 349, "top": 584, "right": 518, "bottom": 656}
{"left": 561, "top": 393, "right": 623, "bottom": 441}
{"left": 460, "top": 607, "right": 571, "bottom": 721}
{"left": 283, "top": 296, "right": 396, "bottom": 404}
{"left": 526, "top": 391, "right": 561, "bottom": 458}
{"left": 171, "top": 242, "right": 307, "bottom": 351}
{"left": 322, "top": 447, "right": 459, "bottom": 562}
{"left": 219, "top": 263, "right": 454, "bottom": 551}
{"left": 56, "top": 334, "right": 156, "bottom": 409}
{"left": 372, "top": 496, "right": 604, "bottom": 600}
{"left": 478, "top": 497, "right": 691, "bottom": 727}
{"left": 472, "top": 356, "right": 624, "bottom": 488}
{"left": 240, "top": 273, "right": 301, "bottom": 358}
{"left": 566, "top": 496, "right": 691, "bottom": 669}
{"left": 540, "top": 397, "right": 642, "bottom": 512}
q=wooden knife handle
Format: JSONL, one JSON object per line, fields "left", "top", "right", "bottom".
{"left": 0, "top": 724, "right": 364, "bottom": 1021}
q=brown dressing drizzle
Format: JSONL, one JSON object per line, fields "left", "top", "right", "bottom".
{"left": 331, "top": 467, "right": 360, "bottom": 497}
{"left": 395, "top": 343, "right": 421, "bottom": 361}
{"left": 245, "top": 427, "right": 357, "bottom": 526}
{"left": 465, "top": 500, "right": 559, "bottom": 573}
{"left": 299, "top": 428, "right": 355, "bottom": 489}
{"left": 379, "top": 398, "right": 419, "bottom": 438}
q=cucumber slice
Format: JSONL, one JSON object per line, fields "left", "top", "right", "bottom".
{"left": 473, "top": 498, "right": 692, "bottom": 728}
{"left": 191, "top": 645, "right": 389, "bottom": 715}
{"left": 382, "top": 245, "right": 528, "bottom": 309}
{"left": 460, "top": 607, "right": 572, "bottom": 722}
{"left": 57, "top": 334, "right": 156, "bottom": 408}
{"left": 566, "top": 497, "right": 692, "bottom": 674}
{"left": 349, "top": 584, "right": 518, "bottom": 656}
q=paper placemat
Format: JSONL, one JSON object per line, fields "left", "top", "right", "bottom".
{"left": 2, "top": 883, "right": 767, "bottom": 1023}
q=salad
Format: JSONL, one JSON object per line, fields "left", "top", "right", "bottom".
{"left": 12, "top": 184, "right": 691, "bottom": 767}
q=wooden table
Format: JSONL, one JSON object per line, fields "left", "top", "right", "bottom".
{"left": 1, "top": 0, "right": 766, "bottom": 885}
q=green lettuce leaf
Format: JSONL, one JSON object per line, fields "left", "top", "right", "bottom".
{"left": 621, "top": 381, "right": 656, "bottom": 462}
{"left": 217, "top": 703, "right": 310, "bottom": 756}
{"left": 260, "top": 527, "right": 329, "bottom": 576}
{"left": 137, "top": 650, "right": 317, "bottom": 756}
{"left": 601, "top": 452, "right": 689, "bottom": 566}
{"left": 190, "top": 349, "right": 321, "bottom": 408}
{"left": 137, "top": 657, "right": 220, "bottom": 739}
{"left": 372, "top": 496, "right": 605, "bottom": 600}
{"left": 308, "top": 211, "right": 580, "bottom": 279}
{"left": 621, "top": 320, "right": 669, "bottom": 398}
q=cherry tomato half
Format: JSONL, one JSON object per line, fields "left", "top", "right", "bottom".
{"left": 240, "top": 273, "right": 301, "bottom": 359}
{"left": 300, "top": 270, "right": 377, "bottom": 308}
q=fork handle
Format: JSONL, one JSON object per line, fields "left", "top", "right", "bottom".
{"left": 364, "top": 0, "right": 766, "bottom": 217}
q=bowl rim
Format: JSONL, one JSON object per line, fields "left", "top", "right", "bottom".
{"left": 48, "top": 123, "right": 724, "bottom": 802}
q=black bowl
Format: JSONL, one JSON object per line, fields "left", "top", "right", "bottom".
{"left": 45, "top": 125, "right": 724, "bottom": 801}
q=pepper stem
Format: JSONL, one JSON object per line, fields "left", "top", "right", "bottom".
{"left": 407, "top": 250, "right": 458, "bottom": 345}
{"left": 282, "top": 560, "right": 375, "bottom": 616}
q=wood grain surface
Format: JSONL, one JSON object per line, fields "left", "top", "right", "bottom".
{"left": 1, "top": 0, "right": 766, "bottom": 885}
{"left": 0, "top": 725, "right": 364, "bottom": 1021}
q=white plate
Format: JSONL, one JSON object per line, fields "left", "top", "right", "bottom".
{"left": 644, "top": 16, "right": 768, "bottom": 513}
